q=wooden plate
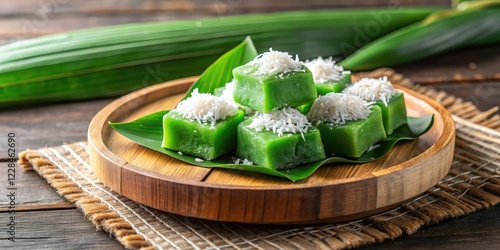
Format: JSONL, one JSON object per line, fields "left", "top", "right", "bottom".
{"left": 88, "top": 76, "right": 455, "bottom": 224}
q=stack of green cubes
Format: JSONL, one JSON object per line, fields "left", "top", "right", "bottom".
{"left": 161, "top": 49, "right": 407, "bottom": 170}
{"left": 233, "top": 50, "right": 325, "bottom": 170}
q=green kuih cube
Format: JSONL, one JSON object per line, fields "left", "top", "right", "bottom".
{"left": 232, "top": 65, "right": 317, "bottom": 113}
{"left": 236, "top": 119, "right": 325, "bottom": 170}
{"left": 317, "top": 106, "right": 386, "bottom": 158}
{"left": 377, "top": 92, "right": 407, "bottom": 135}
{"left": 296, "top": 102, "right": 313, "bottom": 115}
{"left": 162, "top": 110, "right": 245, "bottom": 160}
{"left": 315, "top": 73, "right": 352, "bottom": 95}
{"left": 297, "top": 74, "right": 352, "bottom": 115}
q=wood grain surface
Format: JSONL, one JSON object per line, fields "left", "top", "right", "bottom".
{"left": 2, "top": 209, "right": 124, "bottom": 249}
{"left": 88, "top": 76, "right": 455, "bottom": 224}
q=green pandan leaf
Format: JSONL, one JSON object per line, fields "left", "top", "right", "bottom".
{"left": 110, "top": 112, "right": 434, "bottom": 182}
{"left": 183, "top": 36, "right": 258, "bottom": 99}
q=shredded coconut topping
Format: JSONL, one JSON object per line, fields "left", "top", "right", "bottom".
{"left": 248, "top": 48, "right": 304, "bottom": 77}
{"left": 247, "top": 107, "right": 311, "bottom": 137}
{"left": 303, "top": 56, "right": 350, "bottom": 84}
{"left": 307, "top": 93, "right": 373, "bottom": 125}
{"left": 219, "top": 80, "right": 239, "bottom": 108}
{"left": 174, "top": 89, "right": 237, "bottom": 126}
{"left": 233, "top": 157, "right": 254, "bottom": 165}
{"left": 342, "top": 76, "right": 396, "bottom": 106}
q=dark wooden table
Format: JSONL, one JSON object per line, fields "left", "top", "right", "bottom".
{"left": 1, "top": 1, "right": 499, "bottom": 249}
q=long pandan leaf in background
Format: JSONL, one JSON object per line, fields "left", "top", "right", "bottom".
{"left": 341, "top": 5, "right": 500, "bottom": 70}
{"left": 0, "top": 8, "right": 441, "bottom": 109}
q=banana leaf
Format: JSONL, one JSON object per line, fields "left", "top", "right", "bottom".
{"left": 110, "top": 112, "right": 433, "bottom": 181}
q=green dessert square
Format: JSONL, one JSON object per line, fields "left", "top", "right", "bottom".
{"left": 316, "top": 106, "right": 386, "bottom": 158}
{"left": 315, "top": 73, "right": 352, "bottom": 95}
{"left": 377, "top": 92, "right": 407, "bottom": 135}
{"left": 215, "top": 80, "right": 255, "bottom": 115}
{"left": 162, "top": 110, "right": 245, "bottom": 160}
{"left": 342, "top": 76, "right": 407, "bottom": 135}
{"left": 236, "top": 118, "right": 325, "bottom": 170}
{"left": 296, "top": 102, "right": 313, "bottom": 114}
{"left": 297, "top": 73, "right": 352, "bottom": 115}
{"left": 232, "top": 65, "right": 317, "bottom": 113}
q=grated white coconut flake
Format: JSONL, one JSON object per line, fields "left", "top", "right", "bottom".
{"left": 303, "top": 56, "right": 350, "bottom": 84}
{"left": 248, "top": 48, "right": 304, "bottom": 77}
{"left": 233, "top": 157, "right": 254, "bottom": 165}
{"left": 219, "top": 80, "right": 237, "bottom": 107}
{"left": 247, "top": 107, "right": 311, "bottom": 137}
{"left": 342, "top": 76, "right": 396, "bottom": 106}
{"left": 307, "top": 93, "right": 373, "bottom": 126}
{"left": 174, "top": 88, "right": 237, "bottom": 126}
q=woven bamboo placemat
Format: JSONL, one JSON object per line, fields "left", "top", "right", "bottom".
{"left": 19, "top": 69, "right": 500, "bottom": 249}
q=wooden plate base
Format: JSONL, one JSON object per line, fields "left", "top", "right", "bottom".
{"left": 88, "top": 76, "right": 455, "bottom": 224}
